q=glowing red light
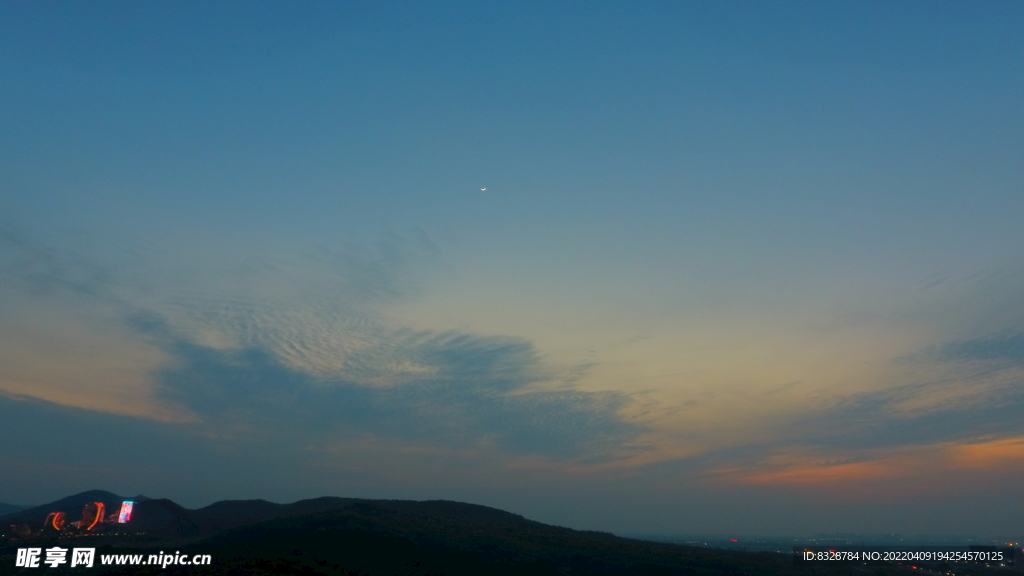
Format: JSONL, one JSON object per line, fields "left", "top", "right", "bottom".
{"left": 45, "top": 511, "right": 67, "bottom": 531}
{"left": 81, "top": 502, "right": 105, "bottom": 531}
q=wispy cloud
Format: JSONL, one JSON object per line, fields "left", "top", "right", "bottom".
{"left": 633, "top": 327, "right": 1024, "bottom": 495}
{"left": 1, "top": 224, "right": 642, "bottom": 462}
{"left": 927, "top": 331, "right": 1024, "bottom": 366}
{"left": 142, "top": 316, "right": 640, "bottom": 459}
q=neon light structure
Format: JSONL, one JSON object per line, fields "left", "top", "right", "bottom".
{"left": 81, "top": 502, "right": 105, "bottom": 531}
{"left": 45, "top": 511, "right": 67, "bottom": 531}
{"left": 117, "top": 500, "right": 134, "bottom": 523}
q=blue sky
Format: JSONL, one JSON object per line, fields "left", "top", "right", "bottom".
{"left": 2, "top": 1, "right": 1023, "bottom": 537}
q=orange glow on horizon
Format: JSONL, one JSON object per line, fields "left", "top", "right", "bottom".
{"left": 949, "top": 437, "right": 1024, "bottom": 469}
{"left": 716, "top": 435, "right": 1024, "bottom": 490}
{"left": 739, "top": 460, "right": 897, "bottom": 485}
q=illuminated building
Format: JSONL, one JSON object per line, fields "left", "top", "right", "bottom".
{"left": 117, "top": 500, "right": 134, "bottom": 523}
{"left": 81, "top": 502, "right": 105, "bottom": 531}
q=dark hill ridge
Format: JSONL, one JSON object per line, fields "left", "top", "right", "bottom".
{"left": 128, "top": 498, "right": 201, "bottom": 537}
{"left": 190, "top": 497, "right": 363, "bottom": 535}
{"left": 0, "top": 490, "right": 150, "bottom": 529}
{"left": 189, "top": 498, "right": 285, "bottom": 534}
{"left": 201, "top": 500, "right": 642, "bottom": 567}
{"left": 0, "top": 503, "right": 29, "bottom": 516}
{"left": 2, "top": 492, "right": 545, "bottom": 538}
{"left": 33, "top": 497, "right": 841, "bottom": 576}
{"left": 4, "top": 493, "right": 846, "bottom": 575}
{"left": 188, "top": 497, "right": 547, "bottom": 539}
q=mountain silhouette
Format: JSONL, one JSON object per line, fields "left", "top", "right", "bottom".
{"left": 2, "top": 492, "right": 852, "bottom": 575}
{"left": 0, "top": 503, "right": 28, "bottom": 517}
{"left": 127, "top": 498, "right": 200, "bottom": 538}
{"left": 0, "top": 490, "right": 150, "bottom": 530}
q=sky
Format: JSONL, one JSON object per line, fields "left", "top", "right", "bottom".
{"left": 2, "top": 1, "right": 1023, "bottom": 538}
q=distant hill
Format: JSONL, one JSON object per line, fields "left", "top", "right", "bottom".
{"left": 189, "top": 498, "right": 287, "bottom": 534}
{"left": 190, "top": 496, "right": 366, "bottom": 535}
{"left": 68, "top": 498, "right": 849, "bottom": 575}
{"left": 0, "top": 490, "right": 150, "bottom": 529}
{"left": 0, "top": 489, "right": 124, "bottom": 529}
{"left": 0, "top": 503, "right": 30, "bottom": 516}
{"left": 128, "top": 498, "right": 201, "bottom": 538}
{"left": 3, "top": 492, "right": 855, "bottom": 575}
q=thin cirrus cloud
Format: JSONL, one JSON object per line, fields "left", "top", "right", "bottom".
{"left": 0, "top": 224, "right": 643, "bottom": 462}
{"left": 669, "top": 329, "right": 1024, "bottom": 491}
{"left": 135, "top": 310, "right": 641, "bottom": 459}
{"left": 928, "top": 331, "right": 1024, "bottom": 366}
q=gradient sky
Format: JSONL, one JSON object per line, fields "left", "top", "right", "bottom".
{"left": 2, "top": 1, "right": 1023, "bottom": 537}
